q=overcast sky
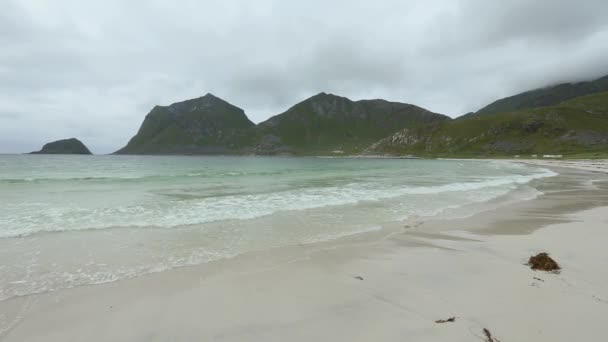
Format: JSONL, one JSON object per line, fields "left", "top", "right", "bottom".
{"left": 2, "top": 0, "right": 608, "bottom": 154}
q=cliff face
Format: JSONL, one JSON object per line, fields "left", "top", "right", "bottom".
{"left": 30, "top": 138, "right": 92, "bottom": 155}
{"left": 115, "top": 94, "right": 255, "bottom": 155}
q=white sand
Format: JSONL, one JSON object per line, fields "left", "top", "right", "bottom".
{"left": 1, "top": 164, "right": 608, "bottom": 341}
{"left": 519, "top": 158, "right": 608, "bottom": 174}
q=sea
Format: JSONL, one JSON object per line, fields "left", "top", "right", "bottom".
{"left": 0, "top": 155, "right": 557, "bottom": 301}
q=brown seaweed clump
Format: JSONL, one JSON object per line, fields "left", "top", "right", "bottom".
{"left": 528, "top": 252, "right": 560, "bottom": 272}
{"left": 435, "top": 317, "right": 456, "bottom": 324}
{"left": 483, "top": 328, "right": 500, "bottom": 342}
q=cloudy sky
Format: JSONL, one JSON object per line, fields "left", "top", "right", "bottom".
{"left": 2, "top": 0, "right": 608, "bottom": 154}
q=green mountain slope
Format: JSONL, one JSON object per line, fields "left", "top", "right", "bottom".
{"left": 474, "top": 75, "right": 608, "bottom": 116}
{"left": 251, "top": 93, "right": 450, "bottom": 155}
{"left": 30, "top": 138, "right": 92, "bottom": 155}
{"left": 366, "top": 91, "right": 608, "bottom": 157}
{"left": 115, "top": 94, "right": 255, "bottom": 154}
{"left": 116, "top": 92, "right": 449, "bottom": 155}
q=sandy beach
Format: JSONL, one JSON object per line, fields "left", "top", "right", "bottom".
{"left": 1, "top": 160, "right": 607, "bottom": 342}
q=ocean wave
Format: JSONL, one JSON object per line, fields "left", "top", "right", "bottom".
{"left": 0, "top": 170, "right": 303, "bottom": 184}
{"left": 0, "top": 167, "right": 556, "bottom": 239}
{"left": 0, "top": 175, "right": 162, "bottom": 184}
{"left": 0, "top": 224, "right": 388, "bottom": 302}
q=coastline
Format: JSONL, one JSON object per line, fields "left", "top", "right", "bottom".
{"left": 1, "top": 161, "right": 607, "bottom": 341}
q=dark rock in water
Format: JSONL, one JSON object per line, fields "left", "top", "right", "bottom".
{"left": 30, "top": 138, "right": 92, "bottom": 155}
{"left": 528, "top": 252, "right": 560, "bottom": 272}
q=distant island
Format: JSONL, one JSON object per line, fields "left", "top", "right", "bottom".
{"left": 30, "top": 138, "right": 92, "bottom": 155}
{"left": 112, "top": 74, "right": 608, "bottom": 158}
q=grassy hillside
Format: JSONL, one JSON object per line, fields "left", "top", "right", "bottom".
{"left": 115, "top": 94, "right": 255, "bottom": 154}
{"left": 474, "top": 75, "right": 608, "bottom": 116}
{"left": 116, "top": 92, "right": 449, "bottom": 155}
{"left": 367, "top": 91, "right": 608, "bottom": 157}
{"left": 251, "top": 93, "right": 450, "bottom": 155}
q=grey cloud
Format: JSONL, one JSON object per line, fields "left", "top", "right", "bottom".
{"left": 1, "top": 0, "right": 608, "bottom": 153}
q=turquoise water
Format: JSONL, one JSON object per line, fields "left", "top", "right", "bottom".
{"left": 0, "top": 155, "right": 555, "bottom": 300}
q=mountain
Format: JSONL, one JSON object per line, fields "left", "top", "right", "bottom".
{"left": 474, "top": 74, "right": 608, "bottom": 116}
{"left": 116, "top": 92, "right": 449, "bottom": 155}
{"left": 115, "top": 94, "right": 255, "bottom": 154}
{"left": 366, "top": 91, "right": 608, "bottom": 157}
{"left": 30, "top": 138, "right": 92, "bottom": 155}
{"left": 251, "top": 93, "right": 450, "bottom": 155}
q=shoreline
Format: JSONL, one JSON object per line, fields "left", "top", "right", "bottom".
{"left": 1, "top": 162, "right": 608, "bottom": 341}
{"left": 0, "top": 159, "right": 555, "bottom": 301}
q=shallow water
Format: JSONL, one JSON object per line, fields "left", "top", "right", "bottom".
{"left": 0, "top": 155, "right": 555, "bottom": 301}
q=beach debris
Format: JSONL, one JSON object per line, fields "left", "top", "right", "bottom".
{"left": 528, "top": 252, "right": 560, "bottom": 272}
{"left": 354, "top": 276, "right": 364, "bottom": 280}
{"left": 592, "top": 295, "right": 608, "bottom": 304}
{"left": 533, "top": 277, "right": 545, "bottom": 282}
{"left": 482, "top": 328, "right": 501, "bottom": 342}
{"left": 435, "top": 317, "right": 456, "bottom": 323}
